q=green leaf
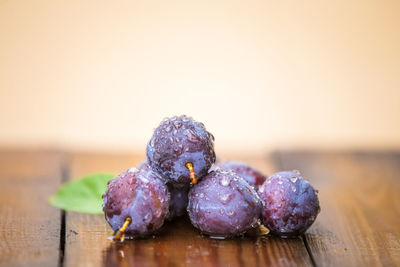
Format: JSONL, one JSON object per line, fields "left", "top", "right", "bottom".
{"left": 49, "top": 173, "right": 116, "bottom": 214}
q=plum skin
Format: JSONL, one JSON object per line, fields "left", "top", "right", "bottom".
{"left": 139, "top": 160, "right": 189, "bottom": 220}
{"left": 102, "top": 167, "right": 170, "bottom": 237}
{"left": 258, "top": 171, "right": 320, "bottom": 237}
{"left": 167, "top": 183, "right": 189, "bottom": 220}
{"left": 146, "top": 115, "right": 216, "bottom": 185}
{"left": 187, "top": 169, "right": 262, "bottom": 237}
{"left": 216, "top": 161, "right": 267, "bottom": 190}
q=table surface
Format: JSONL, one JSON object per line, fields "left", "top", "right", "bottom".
{"left": 0, "top": 149, "right": 399, "bottom": 267}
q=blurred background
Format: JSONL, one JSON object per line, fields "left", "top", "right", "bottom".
{"left": 0, "top": 0, "right": 399, "bottom": 155}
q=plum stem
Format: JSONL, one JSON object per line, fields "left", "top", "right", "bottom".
{"left": 185, "top": 162, "right": 198, "bottom": 184}
{"left": 113, "top": 216, "right": 132, "bottom": 242}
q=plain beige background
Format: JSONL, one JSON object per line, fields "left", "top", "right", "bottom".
{"left": 0, "top": 0, "right": 399, "bottom": 154}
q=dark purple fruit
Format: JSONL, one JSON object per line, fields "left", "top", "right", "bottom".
{"left": 187, "top": 169, "right": 262, "bottom": 237}
{"left": 138, "top": 160, "right": 189, "bottom": 219}
{"left": 167, "top": 183, "right": 189, "bottom": 220}
{"left": 146, "top": 115, "right": 216, "bottom": 185}
{"left": 216, "top": 161, "right": 267, "bottom": 190}
{"left": 102, "top": 167, "right": 170, "bottom": 237}
{"left": 258, "top": 171, "right": 320, "bottom": 237}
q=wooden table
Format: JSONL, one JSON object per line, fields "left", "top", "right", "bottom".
{"left": 0, "top": 149, "right": 399, "bottom": 267}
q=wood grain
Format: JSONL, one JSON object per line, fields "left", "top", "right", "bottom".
{"left": 0, "top": 150, "right": 63, "bottom": 267}
{"left": 275, "top": 151, "right": 400, "bottom": 266}
{"left": 63, "top": 152, "right": 313, "bottom": 267}
{"left": 2, "top": 149, "right": 400, "bottom": 266}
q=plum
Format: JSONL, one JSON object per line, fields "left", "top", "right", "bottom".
{"left": 102, "top": 167, "right": 170, "bottom": 239}
{"left": 146, "top": 115, "right": 216, "bottom": 185}
{"left": 187, "top": 169, "right": 262, "bottom": 237}
{"left": 258, "top": 171, "right": 320, "bottom": 237}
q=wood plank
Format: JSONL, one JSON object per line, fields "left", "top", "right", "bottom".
{"left": 0, "top": 150, "right": 63, "bottom": 267}
{"left": 64, "top": 152, "right": 313, "bottom": 267}
{"left": 275, "top": 151, "right": 400, "bottom": 266}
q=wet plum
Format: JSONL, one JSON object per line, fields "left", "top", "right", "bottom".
{"left": 102, "top": 167, "right": 170, "bottom": 238}
{"left": 258, "top": 171, "right": 320, "bottom": 237}
{"left": 187, "top": 169, "right": 262, "bottom": 237}
{"left": 146, "top": 115, "right": 216, "bottom": 185}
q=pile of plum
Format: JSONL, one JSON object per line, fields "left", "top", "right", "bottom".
{"left": 102, "top": 115, "right": 320, "bottom": 240}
